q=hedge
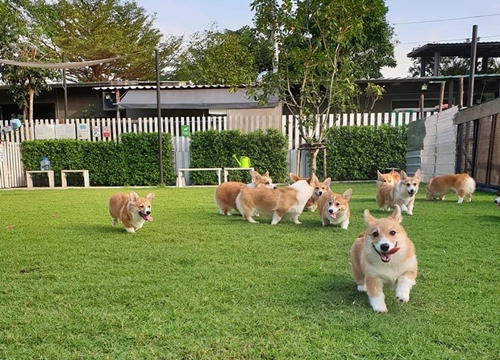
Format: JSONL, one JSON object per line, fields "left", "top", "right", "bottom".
{"left": 20, "top": 133, "right": 175, "bottom": 186}
{"left": 318, "top": 124, "right": 408, "bottom": 181}
{"left": 188, "top": 128, "right": 289, "bottom": 185}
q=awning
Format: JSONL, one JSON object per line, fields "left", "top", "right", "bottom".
{"left": 118, "top": 88, "right": 278, "bottom": 109}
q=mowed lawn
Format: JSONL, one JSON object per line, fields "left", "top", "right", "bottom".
{"left": 0, "top": 182, "right": 499, "bottom": 359}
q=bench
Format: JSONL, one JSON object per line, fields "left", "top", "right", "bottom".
{"left": 177, "top": 168, "right": 222, "bottom": 187}
{"left": 26, "top": 170, "right": 55, "bottom": 188}
{"left": 223, "top": 167, "right": 254, "bottom": 182}
{"left": 61, "top": 170, "right": 90, "bottom": 188}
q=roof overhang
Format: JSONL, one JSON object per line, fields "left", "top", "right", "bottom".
{"left": 116, "top": 88, "right": 278, "bottom": 110}
{"left": 407, "top": 41, "right": 500, "bottom": 58}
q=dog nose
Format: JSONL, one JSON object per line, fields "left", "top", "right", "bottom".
{"left": 380, "top": 243, "right": 390, "bottom": 252}
{"left": 328, "top": 208, "right": 333, "bottom": 213}
{"left": 145, "top": 210, "right": 151, "bottom": 215}
{"left": 408, "top": 189, "right": 415, "bottom": 194}
{"left": 273, "top": 186, "right": 277, "bottom": 189}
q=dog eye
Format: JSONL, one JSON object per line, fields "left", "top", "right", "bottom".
{"left": 372, "top": 231, "right": 379, "bottom": 237}
{"left": 328, "top": 201, "right": 333, "bottom": 205}
{"left": 266, "top": 181, "right": 270, "bottom": 185}
{"left": 390, "top": 230, "right": 396, "bottom": 236}
{"left": 335, "top": 202, "right": 340, "bottom": 206}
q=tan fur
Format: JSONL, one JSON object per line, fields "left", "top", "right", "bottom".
{"left": 376, "top": 169, "right": 401, "bottom": 188}
{"left": 236, "top": 174, "right": 318, "bottom": 225}
{"left": 350, "top": 206, "right": 418, "bottom": 312}
{"left": 317, "top": 188, "right": 352, "bottom": 229}
{"left": 376, "top": 170, "right": 421, "bottom": 215}
{"left": 425, "top": 173, "right": 476, "bottom": 203}
{"left": 109, "top": 191, "right": 155, "bottom": 233}
{"left": 289, "top": 173, "right": 331, "bottom": 211}
{"left": 214, "top": 171, "right": 276, "bottom": 216}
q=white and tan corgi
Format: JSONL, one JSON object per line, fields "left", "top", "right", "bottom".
{"left": 425, "top": 173, "right": 476, "bottom": 203}
{"left": 109, "top": 191, "right": 155, "bottom": 233}
{"left": 236, "top": 173, "right": 318, "bottom": 225}
{"left": 289, "top": 173, "right": 331, "bottom": 211}
{"left": 317, "top": 188, "right": 352, "bottom": 229}
{"left": 376, "top": 170, "right": 421, "bottom": 215}
{"left": 214, "top": 171, "right": 276, "bottom": 216}
{"left": 350, "top": 205, "right": 418, "bottom": 313}
{"left": 376, "top": 169, "right": 401, "bottom": 188}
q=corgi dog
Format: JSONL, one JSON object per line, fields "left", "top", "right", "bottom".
{"left": 289, "top": 173, "right": 331, "bottom": 211}
{"left": 425, "top": 173, "right": 476, "bottom": 203}
{"left": 376, "top": 170, "right": 421, "bottom": 215}
{"left": 350, "top": 205, "right": 418, "bottom": 313}
{"left": 376, "top": 169, "right": 401, "bottom": 188}
{"left": 214, "top": 171, "right": 276, "bottom": 216}
{"left": 109, "top": 191, "right": 155, "bottom": 233}
{"left": 236, "top": 173, "right": 318, "bottom": 225}
{"left": 317, "top": 188, "right": 352, "bottom": 229}
{"left": 494, "top": 191, "right": 500, "bottom": 207}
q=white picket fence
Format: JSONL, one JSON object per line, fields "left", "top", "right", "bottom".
{"left": 0, "top": 111, "right": 433, "bottom": 188}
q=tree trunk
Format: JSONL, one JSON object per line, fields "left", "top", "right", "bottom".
{"left": 28, "top": 88, "right": 35, "bottom": 122}
{"left": 310, "top": 148, "right": 319, "bottom": 175}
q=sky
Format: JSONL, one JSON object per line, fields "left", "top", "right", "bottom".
{"left": 137, "top": 0, "right": 500, "bottom": 78}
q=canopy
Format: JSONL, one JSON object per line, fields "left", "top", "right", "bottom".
{"left": 0, "top": 57, "right": 119, "bottom": 69}
{"left": 118, "top": 88, "right": 278, "bottom": 109}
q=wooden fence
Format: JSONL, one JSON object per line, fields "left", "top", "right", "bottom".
{"left": 0, "top": 111, "right": 433, "bottom": 188}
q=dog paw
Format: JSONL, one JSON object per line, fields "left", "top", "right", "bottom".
{"left": 373, "top": 306, "right": 388, "bottom": 313}
{"left": 396, "top": 293, "right": 410, "bottom": 303}
{"left": 357, "top": 284, "right": 367, "bottom": 292}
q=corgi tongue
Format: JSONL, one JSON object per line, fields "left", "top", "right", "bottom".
{"left": 387, "top": 247, "right": 400, "bottom": 255}
{"left": 330, "top": 211, "right": 337, "bottom": 219}
{"left": 141, "top": 213, "right": 153, "bottom": 222}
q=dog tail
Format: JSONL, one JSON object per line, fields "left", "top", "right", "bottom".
{"left": 462, "top": 175, "right": 476, "bottom": 194}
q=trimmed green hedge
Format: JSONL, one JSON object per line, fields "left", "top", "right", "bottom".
{"left": 319, "top": 125, "right": 407, "bottom": 181}
{"left": 189, "top": 128, "right": 289, "bottom": 185}
{"left": 20, "top": 133, "right": 175, "bottom": 186}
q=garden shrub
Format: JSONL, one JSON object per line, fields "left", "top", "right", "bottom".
{"left": 20, "top": 133, "right": 175, "bottom": 186}
{"left": 318, "top": 124, "right": 407, "bottom": 181}
{"left": 189, "top": 128, "right": 289, "bottom": 185}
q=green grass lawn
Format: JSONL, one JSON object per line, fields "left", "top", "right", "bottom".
{"left": 0, "top": 183, "right": 499, "bottom": 359}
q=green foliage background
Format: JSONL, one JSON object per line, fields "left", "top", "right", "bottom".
{"left": 189, "top": 128, "right": 289, "bottom": 184}
{"left": 20, "top": 133, "right": 175, "bottom": 186}
{"left": 319, "top": 125, "right": 408, "bottom": 181}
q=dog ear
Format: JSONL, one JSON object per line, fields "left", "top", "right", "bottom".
{"left": 343, "top": 188, "right": 352, "bottom": 201}
{"left": 414, "top": 169, "right": 421, "bottom": 180}
{"left": 309, "top": 173, "right": 318, "bottom": 186}
{"left": 400, "top": 170, "right": 408, "bottom": 179}
{"left": 323, "top": 177, "right": 331, "bottom": 189}
{"left": 377, "top": 170, "right": 383, "bottom": 179}
{"left": 146, "top": 193, "right": 155, "bottom": 201}
{"left": 129, "top": 191, "right": 139, "bottom": 202}
{"left": 363, "top": 209, "right": 374, "bottom": 226}
{"left": 252, "top": 171, "right": 261, "bottom": 181}
{"left": 390, "top": 205, "right": 402, "bottom": 223}
{"left": 289, "top": 173, "right": 299, "bottom": 182}
{"left": 263, "top": 171, "right": 269, "bottom": 177}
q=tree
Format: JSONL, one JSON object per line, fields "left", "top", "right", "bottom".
{"left": 170, "top": 23, "right": 269, "bottom": 85}
{"left": 250, "top": 0, "right": 396, "bottom": 174}
{"left": 0, "top": 0, "right": 57, "bottom": 123}
{"left": 38, "top": 0, "right": 182, "bottom": 82}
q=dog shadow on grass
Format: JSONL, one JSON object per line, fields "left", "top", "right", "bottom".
{"left": 314, "top": 273, "right": 365, "bottom": 308}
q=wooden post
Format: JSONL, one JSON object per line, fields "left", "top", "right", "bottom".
{"left": 438, "top": 82, "right": 446, "bottom": 112}
{"left": 459, "top": 76, "right": 464, "bottom": 107}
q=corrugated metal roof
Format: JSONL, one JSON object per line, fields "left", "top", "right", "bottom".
{"left": 407, "top": 41, "right": 500, "bottom": 58}
{"left": 93, "top": 84, "right": 235, "bottom": 91}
